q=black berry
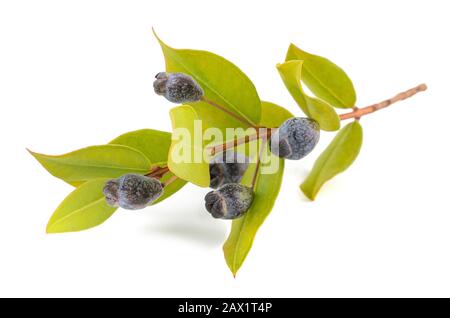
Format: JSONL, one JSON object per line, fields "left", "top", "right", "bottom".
{"left": 103, "top": 174, "right": 164, "bottom": 210}
{"left": 153, "top": 72, "right": 204, "bottom": 103}
{"left": 209, "top": 151, "right": 249, "bottom": 189}
{"left": 270, "top": 117, "right": 320, "bottom": 160}
{"left": 204, "top": 183, "right": 254, "bottom": 219}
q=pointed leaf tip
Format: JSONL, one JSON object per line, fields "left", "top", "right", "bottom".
{"left": 46, "top": 179, "right": 117, "bottom": 234}
{"left": 29, "top": 145, "right": 152, "bottom": 186}
{"left": 223, "top": 143, "right": 285, "bottom": 275}
{"left": 152, "top": 27, "right": 163, "bottom": 44}
{"left": 155, "top": 33, "right": 261, "bottom": 125}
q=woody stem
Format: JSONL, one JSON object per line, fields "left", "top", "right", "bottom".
{"left": 209, "top": 129, "right": 273, "bottom": 156}
{"left": 163, "top": 175, "right": 178, "bottom": 187}
{"left": 339, "top": 84, "right": 427, "bottom": 121}
{"left": 145, "top": 166, "right": 169, "bottom": 178}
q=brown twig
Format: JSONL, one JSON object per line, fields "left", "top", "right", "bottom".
{"left": 208, "top": 128, "right": 273, "bottom": 156}
{"left": 163, "top": 175, "right": 178, "bottom": 187}
{"left": 339, "top": 84, "right": 427, "bottom": 121}
{"left": 201, "top": 96, "right": 258, "bottom": 128}
{"left": 146, "top": 166, "right": 169, "bottom": 178}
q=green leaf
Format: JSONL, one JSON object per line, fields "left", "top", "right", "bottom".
{"left": 189, "top": 101, "right": 293, "bottom": 131}
{"left": 168, "top": 105, "right": 210, "bottom": 187}
{"left": 277, "top": 60, "right": 340, "bottom": 131}
{"left": 223, "top": 144, "right": 285, "bottom": 276}
{"left": 154, "top": 29, "right": 261, "bottom": 125}
{"left": 47, "top": 178, "right": 117, "bottom": 233}
{"left": 109, "top": 129, "right": 172, "bottom": 164}
{"left": 301, "top": 121, "right": 363, "bottom": 200}
{"left": 286, "top": 44, "right": 356, "bottom": 108}
{"left": 109, "top": 129, "right": 187, "bottom": 204}
{"left": 188, "top": 100, "right": 252, "bottom": 131}
{"left": 188, "top": 100, "right": 293, "bottom": 160}
{"left": 29, "top": 145, "right": 152, "bottom": 186}
{"left": 259, "top": 101, "right": 294, "bottom": 128}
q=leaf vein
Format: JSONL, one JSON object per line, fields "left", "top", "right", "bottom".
{"left": 49, "top": 197, "right": 107, "bottom": 229}
{"left": 302, "top": 64, "right": 347, "bottom": 107}
{"left": 42, "top": 159, "right": 150, "bottom": 172}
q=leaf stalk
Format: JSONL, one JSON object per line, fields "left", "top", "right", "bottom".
{"left": 163, "top": 175, "right": 178, "bottom": 187}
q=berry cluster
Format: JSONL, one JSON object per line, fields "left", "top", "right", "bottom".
{"left": 101, "top": 72, "right": 322, "bottom": 219}
{"left": 100, "top": 72, "right": 323, "bottom": 218}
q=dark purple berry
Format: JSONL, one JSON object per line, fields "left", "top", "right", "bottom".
{"left": 103, "top": 174, "right": 163, "bottom": 210}
{"left": 270, "top": 117, "right": 320, "bottom": 160}
{"left": 209, "top": 151, "right": 249, "bottom": 189}
{"left": 103, "top": 179, "right": 119, "bottom": 207}
{"left": 204, "top": 183, "right": 254, "bottom": 219}
{"left": 153, "top": 72, "right": 203, "bottom": 103}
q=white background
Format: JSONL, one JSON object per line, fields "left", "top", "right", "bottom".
{"left": 1, "top": 0, "right": 449, "bottom": 297}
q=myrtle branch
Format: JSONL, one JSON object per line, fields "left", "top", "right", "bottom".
{"left": 339, "top": 84, "right": 427, "bottom": 121}
{"left": 208, "top": 128, "right": 273, "bottom": 156}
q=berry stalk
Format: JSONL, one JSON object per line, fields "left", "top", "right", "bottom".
{"left": 163, "top": 175, "right": 178, "bottom": 187}
{"left": 146, "top": 166, "right": 169, "bottom": 178}
{"left": 209, "top": 129, "right": 273, "bottom": 156}
{"left": 339, "top": 84, "right": 427, "bottom": 121}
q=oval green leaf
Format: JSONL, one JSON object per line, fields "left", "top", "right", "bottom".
{"left": 286, "top": 44, "right": 356, "bottom": 108}
{"left": 168, "top": 105, "right": 210, "bottom": 187}
{"left": 154, "top": 30, "right": 261, "bottom": 125}
{"left": 223, "top": 144, "right": 285, "bottom": 276}
{"left": 259, "top": 101, "right": 294, "bottom": 128}
{"left": 47, "top": 178, "right": 117, "bottom": 233}
{"left": 188, "top": 100, "right": 252, "bottom": 131}
{"left": 189, "top": 101, "right": 293, "bottom": 131}
{"left": 29, "top": 145, "right": 152, "bottom": 186}
{"left": 109, "top": 129, "right": 187, "bottom": 203}
{"left": 277, "top": 60, "right": 340, "bottom": 131}
{"left": 301, "top": 121, "right": 363, "bottom": 200}
{"left": 109, "top": 129, "right": 172, "bottom": 164}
